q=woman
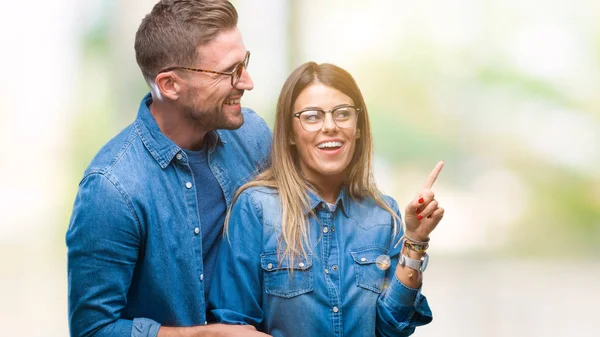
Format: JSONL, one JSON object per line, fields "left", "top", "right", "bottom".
{"left": 208, "top": 62, "right": 444, "bottom": 336}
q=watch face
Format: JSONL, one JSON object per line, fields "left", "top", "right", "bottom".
{"left": 421, "top": 254, "right": 429, "bottom": 272}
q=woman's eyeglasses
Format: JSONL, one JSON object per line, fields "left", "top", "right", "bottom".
{"left": 292, "top": 105, "right": 361, "bottom": 132}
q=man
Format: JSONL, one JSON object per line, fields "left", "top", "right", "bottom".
{"left": 66, "top": 1, "right": 272, "bottom": 336}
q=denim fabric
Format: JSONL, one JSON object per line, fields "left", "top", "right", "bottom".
{"left": 209, "top": 186, "right": 433, "bottom": 337}
{"left": 66, "top": 93, "right": 272, "bottom": 337}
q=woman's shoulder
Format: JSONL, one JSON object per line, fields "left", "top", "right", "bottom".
{"left": 238, "top": 185, "right": 278, "bottom": 199}
{"left": 380, "top": 194, "right": 400, "bottom": 212}
{"left": 234, "top": 186, "right": 283, "bottom": 229}
{"left": 234, "top": 185, "right": 280, "bottom": 211}
{"left": 347, "top": 193, "right": 400, "bottom": 220}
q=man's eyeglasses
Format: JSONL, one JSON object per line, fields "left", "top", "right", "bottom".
{"left": 292, "top": 105, "right": 361, "bottom": 132}
{"left": 159, "top": 51, "right": 250, "bottom": 87}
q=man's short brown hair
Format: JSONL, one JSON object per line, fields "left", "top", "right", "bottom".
{"left": 134, "top": 0, "right": 238, "bottom": 83}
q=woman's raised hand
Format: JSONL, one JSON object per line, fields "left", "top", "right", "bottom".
{"left": 403, "top": 160, "right": 445, "bottom": 242}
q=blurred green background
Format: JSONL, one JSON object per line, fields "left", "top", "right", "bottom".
{"left": 1, "top": 0, "right": 599, "bottom": 336}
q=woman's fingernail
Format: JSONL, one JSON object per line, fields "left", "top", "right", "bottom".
{"left": 416, "top": 208, "right": 421, "bottom": 214}
{"left": 418, "top": 214, "right": 423, "bottom": 220}
{"left": 418, "top": 198, "right": 424, "bottom": 204}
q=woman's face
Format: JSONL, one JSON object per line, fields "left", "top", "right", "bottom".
{"left": 291, "top": 83, "right": 359, "bottom": 186}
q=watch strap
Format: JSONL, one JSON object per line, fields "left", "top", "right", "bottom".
{"left": 400, "top": 253, "right": 422, "bottom": 271}
{"left": 400, "top": 252, "right": 429, "bottom": 272}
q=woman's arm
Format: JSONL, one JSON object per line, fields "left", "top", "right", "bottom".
{"left": 208, "top": 190, "right": 266, "bottom": 328}
{"left": 374, "top": 198, "right": 434, "bottom": 337}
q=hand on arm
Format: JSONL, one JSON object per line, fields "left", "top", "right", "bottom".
{"left": 158, "top": 324, "right": 271, "bottom": 337}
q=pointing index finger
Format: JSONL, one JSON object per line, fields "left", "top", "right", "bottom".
{"left": 423, "top": 160, "right": 445, "bottom": 189}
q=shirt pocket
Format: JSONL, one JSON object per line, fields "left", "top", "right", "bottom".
{"left": 260, "top": 251, "right": 314, "bottom": 299}
{"left": 350, "top": 246, "right": 390, "bottom": 294}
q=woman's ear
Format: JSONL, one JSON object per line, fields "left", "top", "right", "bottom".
{"left": 356, "top": 129, "right": 361, "bottom": 139}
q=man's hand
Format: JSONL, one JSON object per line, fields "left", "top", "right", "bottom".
{"left": 404, "top": 160, "right": 445, "bottom": 241}
{"left": 158, "top": 324, "right": 272, "bottom": 337}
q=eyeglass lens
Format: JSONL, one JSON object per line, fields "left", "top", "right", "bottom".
{"left": 299, "top": 107, "right": 358, "bottom": 131}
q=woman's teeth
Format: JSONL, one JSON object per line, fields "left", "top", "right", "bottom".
{"left": 317, "top": 141, "right": 343, "bottom": 149}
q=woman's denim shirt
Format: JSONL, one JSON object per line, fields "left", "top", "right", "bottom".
{"left": 209, "top": 186, "right": 433, "bottom": 337}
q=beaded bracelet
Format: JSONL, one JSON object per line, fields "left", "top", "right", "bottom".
{"left": 403, "top": 233, "right": 430, "bottom": 244}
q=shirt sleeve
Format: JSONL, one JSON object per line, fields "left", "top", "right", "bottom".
{"left": 208, "top": 190, "right": 265, "bottom": 328}
{"left": 375, "top": 199, "right": 433, "bottom": 337}
{"left": 66, "top": 173, "right": 161, "bottom": 337}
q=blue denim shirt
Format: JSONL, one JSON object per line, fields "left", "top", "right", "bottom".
{"left": 209, "top": 186, "right": 433, "bottom": 337}
{"left": 66, "top": 93, "right": 272, "bottom": 337}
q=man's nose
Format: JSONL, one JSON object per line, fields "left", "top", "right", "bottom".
{"left": 234, "top": 68, "right": 254, "bottom": 91}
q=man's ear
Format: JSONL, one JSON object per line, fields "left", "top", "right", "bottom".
{"left": 154, "top": 72, "right": 182, "bottom": 100}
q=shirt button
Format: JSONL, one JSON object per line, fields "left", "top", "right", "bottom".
{"left": 176, "top": 153, "right": 183, "bottom": 160}
{"left": 322, "top": 227, "right": 329, "bottom": 233}
{"left": 333, "top": 306, "right": 339, "bottom": 313}
{"left": 185, "top": 182, "right": 192, "bottom": 189}
{"left": 267, "top": 263, "right": 273, "bottom": 270}
{"left": 194, "top": 227, "right": 200, "bottom": 235}
{"left": 360, "top": 257, "right": 367, "bottom": 262}
{"left": 324, "top": 269, "right": 329, "bottom": 274}
{"left": 332, "top": 265, "right": 338, "bottom": 271}
{"left": 298, "top": 262, "right": 305, "bottom": 268}
{"left": 200, "top": 274, "right": 204, "bottom": 281}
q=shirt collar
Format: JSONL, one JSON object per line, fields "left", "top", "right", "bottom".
{"left": 134, "top": 93, "right": 225, "bottom": 169}
{"left": 305, "top": 185, "right": 352, "bottom": 218}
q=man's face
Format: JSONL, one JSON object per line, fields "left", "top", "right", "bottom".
{"left": 180, "top": 28, "right": 253, "bottom": 131}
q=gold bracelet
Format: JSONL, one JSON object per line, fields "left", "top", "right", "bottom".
{"left": 404, "top": 238, "right": 429, "bottom": 253}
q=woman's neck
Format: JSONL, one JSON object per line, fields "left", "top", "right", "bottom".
{"left": 309, "top": 175, "right": 344, "bottom": 204}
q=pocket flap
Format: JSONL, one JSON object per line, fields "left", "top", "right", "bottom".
{"left": 350, "top": 246, "right": 389, "bottom": 265}
{"left": 260, "top": 251, "right": 313, "bottom": 271}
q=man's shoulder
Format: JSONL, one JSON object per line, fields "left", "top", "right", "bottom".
{"left": 241, "top": 106, "right": 267, "bottom": 126}
{"left": 82, "top": 123, "right": 144, "bottom": 179}
{"left": 221, "top": 107, "right": 270, "bottom": 141}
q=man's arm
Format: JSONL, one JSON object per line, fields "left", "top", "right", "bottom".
{"left": 67, "top": 173, "right": 160, "bottom": 337}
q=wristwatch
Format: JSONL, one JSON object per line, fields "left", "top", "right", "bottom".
{"left": 399, "top": 252, "right": 429, "bottom": 273}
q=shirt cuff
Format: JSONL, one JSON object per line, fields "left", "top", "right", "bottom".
{"left": 381, "top": 276, "right": 433, "bottom": 320}
{"left": 131, "top": 318, "right": 161, "bottom": 337}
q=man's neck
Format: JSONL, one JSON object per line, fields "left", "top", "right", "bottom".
{"left": 149, "top": 100, "right": 207, "bottom": 151}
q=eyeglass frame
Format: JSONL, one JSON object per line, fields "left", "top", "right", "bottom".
{"left": 291, "top": 104, "right": 362, "bottom": 132}
{"left": 158, "top": 51, "right": 250, "bottom": 87}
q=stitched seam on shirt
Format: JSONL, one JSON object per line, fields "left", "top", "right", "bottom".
{"left": 93, "top": 172, "right": 143, "bottom": 236}
{"left": 247, "top": 189, "right": 265, "bottom": 228}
